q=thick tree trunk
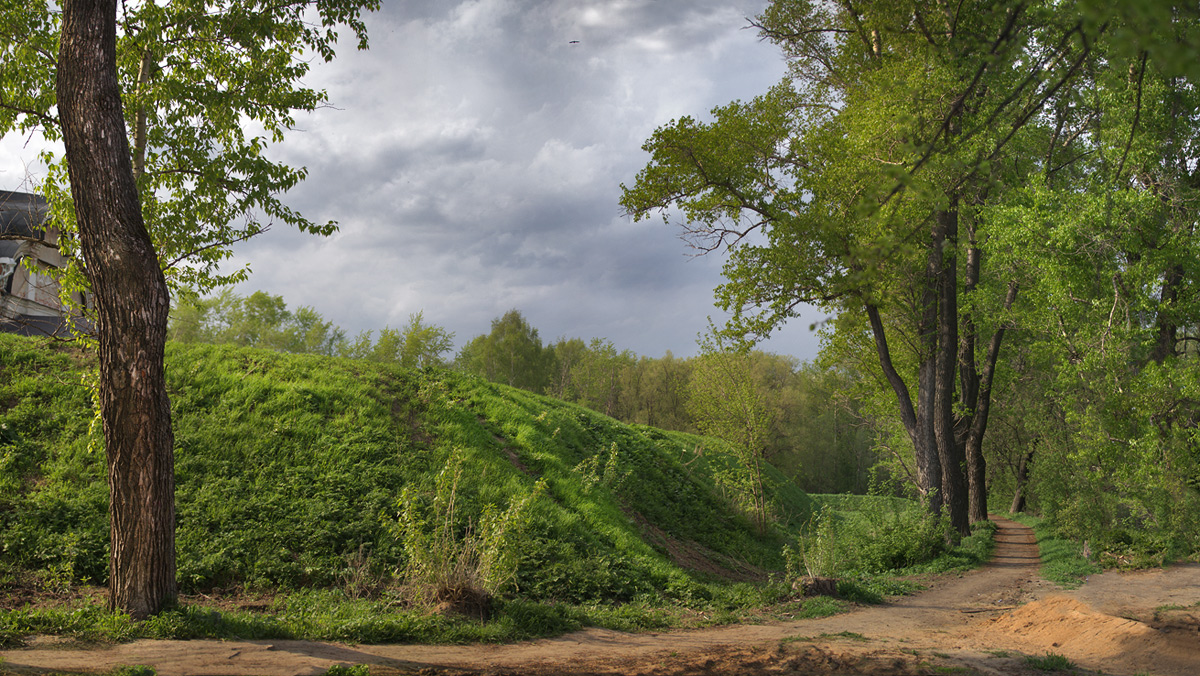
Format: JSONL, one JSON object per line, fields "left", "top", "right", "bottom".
{"left": 57, "top": 0, "right": 177, "bottom": 620}
{"left": 955, "top": 197, "right": 1018, "bottom": 524}
{"left": 961, "top": 281, "right": 1018, "bottom": 523}
{"left": 1150, "top": 263, "right": 1184, "bottom": 363}
{"left": 916, "top": 210, "right": 947, "bottom": 517}
{"left": 933, "top": 205, "right": 969, "bottom": 537}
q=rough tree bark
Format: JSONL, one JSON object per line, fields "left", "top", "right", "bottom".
{"left": 934, "top": 203, "right": 969, "bottom": 537}
{"left": 57, "top": 0, "right": 177, "bottom": 620}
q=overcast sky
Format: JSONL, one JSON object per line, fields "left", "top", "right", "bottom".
{"left": 1, "top": 1, "right": 827, "bottom": 361}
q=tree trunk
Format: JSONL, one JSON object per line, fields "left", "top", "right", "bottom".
{"left": 933, "top": 204, "right": 969, "bottom": 537}
{"left": 57, "top": 0, "right": 177, "bottom": 620}
{"left": 957, "top": 238, "right": 987, "bottom": 525}
{"left": 866, "top": 303, "right": 942, "bottom": 515}
{"left": 960, "top": 281, "right": 1018, "bottom": 524}
{"left": 1149, "top": 263, "right": 1184, "bottom": 363}
{"left": 957, "top": 211, "right": 1020, "bottom": 524}
{"left": 1009, "top": 448, "right": 1034, "bottom": 514}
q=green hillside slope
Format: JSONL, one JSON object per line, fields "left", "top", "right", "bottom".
{"left": 0, "top": 334, "right": 812, "bottom": 607}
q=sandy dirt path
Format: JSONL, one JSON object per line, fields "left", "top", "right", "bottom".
{"left": 2, "top": 516, "right": 1198, "bottom": 676}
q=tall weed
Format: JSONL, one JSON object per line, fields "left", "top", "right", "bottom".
{"left": 788, "top": 499, "right": 951, "bottom": 577}
{"left": 396, "top": 448, "right": 544, "bottom": 613}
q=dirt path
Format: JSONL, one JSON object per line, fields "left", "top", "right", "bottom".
{"left": 3, "top": 517, "right": 1198, "bottom": 676}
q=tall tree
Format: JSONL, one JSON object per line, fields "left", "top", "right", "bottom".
{"left": 983, "top": 2, "right": 1200, "bottom": 550}
{"left": 622, "top": 0, "right": 1088, "bottom": 534}
{"left": 57, "top": 0, "right": 175, "bottom": 620}
{"left": 9, "top": 0, "right": 379, "bottom": 618}
{"left": 1, "top": 0, "right": 377, "bottom": 299}
{"left": 456, "top": 310, "right": 551, "bottom": 392}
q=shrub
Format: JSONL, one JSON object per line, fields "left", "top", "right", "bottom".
{"left": 395, "top": 448, "right": 544, "bottom": 616}
{"left": 789, "top": 500, "right": 951, "bottom": 577}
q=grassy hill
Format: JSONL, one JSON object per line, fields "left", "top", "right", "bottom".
{"left": 0, "top": 334, "right": 814, "bottom": 614}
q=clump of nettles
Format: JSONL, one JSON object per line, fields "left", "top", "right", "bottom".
{"left": 395, "top": 448, "right": 543, "bottom": 619}
{"left": 785, "top": 501, "right": 951, "bottom": 588}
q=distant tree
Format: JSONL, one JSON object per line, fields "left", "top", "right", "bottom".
{"left": 638, "top": 351, "right": 694, "bottom": 432}
{"left": 547, "top": 337, "right": 587, "bottom": 400}
{"left": 367, "top": 312, "right": 454, "bottom": 368}
{"left": 369, "top": 326, "right": 403, "bottom": 362}
{"left": 286, "top": 305, "right": 346, "bottom": 356}
{"left": 397, "top": 311, "right": 455, "bottom": 369}
{"left": 338, "top": 330, "right": 376, "bottom": 360}
{"left": 772, "top": 362, "right": 876, "bottom": 495}
{"left": 170, "top": 290, "right": 344, "bottom": 356}
{"left": 574, "top": 338, "right": 635, "bottom": 418}
{"left": 456, "top": 310, "right": 550, "bottom": 391}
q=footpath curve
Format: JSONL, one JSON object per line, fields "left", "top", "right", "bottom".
{"left": 3, "top": 516, "right": 1198, "bottom": 675}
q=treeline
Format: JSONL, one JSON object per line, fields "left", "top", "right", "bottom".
{"left": 169, "top": 295, "right": 875, "bottom": 495}
{"left": 170, "top": 290, "right": 455, "bottom": 368}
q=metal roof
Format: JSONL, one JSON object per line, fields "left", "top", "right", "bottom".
{"left": 0, "top": 190, "right": 49, "bottom": 239}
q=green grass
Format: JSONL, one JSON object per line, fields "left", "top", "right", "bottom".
{"left": 1024, "top": 652, "right": 1074, "bottom": 671}
{"left": 0, "top": 334, "right": 998, "bottom": 646}
{"left": 1008, "top": 514, "right": 1100, "bottom": 588}
{"left": 0, "top": 336, "right": 809, "bottom": 601}
{"left": 819, "top": 630, "right": 868, "bottom": 641}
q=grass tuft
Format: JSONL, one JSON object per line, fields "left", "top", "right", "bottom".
{"left": 1008, "top": 514, "right": 1100, "bottom": 588}
{"left": 1024, "top": 651, "right": 1074, "bottom": 671}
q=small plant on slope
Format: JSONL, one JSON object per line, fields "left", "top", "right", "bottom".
{"left": 396, "top": 447, "right": 543, "bottom": 618}
{"left": 1024, "top": 652, "right": 1074, "bottom": 671}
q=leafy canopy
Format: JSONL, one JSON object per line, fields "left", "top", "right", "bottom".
{"left": 0, "top": 0, "right": 379, "bottom": 299}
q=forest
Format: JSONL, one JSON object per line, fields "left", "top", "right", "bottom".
{"left": 620, "top": 0, "right": 1200, "bottom": 554}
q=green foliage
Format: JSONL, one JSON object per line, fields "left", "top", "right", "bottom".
{"left": 0, "top": 334, "right": 106, "bottom": 587}
{"left": 455, "top": 310, "right": 552, "bottom": 391}
{"left": 0, "top": 0, "right": 380, "bottom": 298}
{"left": 787, "top": 498, "right": 994, "bottom": 580}
{"left": 0, "top": 334, "right": 810, "bottom": 609}
{"left": 573, "top": 442, "right": 631, "bottom": 493}
{"left": 791, "top": 501, "right": 949, "bottom": 577}
{"left": 0, "top": 592, "right": 588, "bottom": 647}
{"left": 170, "top": 292, "right": 457, "bottom": 367}
{"left": 396, "top": 447, "right": 545, "bottom": 605}
{"left": 622, "top": 0, "right": 1200, "bottom": 556}
{"left": 688, "top": 333, "right": 775, "bottom": 533}
{"left": 1024, "top": 652, "right": 1074, "bottom": 672}
{"left": 170, "top": 290, "right": 346, "bottom": 355}
{"left": 1009, "top": 514, "right": 1100, "bottom": 588}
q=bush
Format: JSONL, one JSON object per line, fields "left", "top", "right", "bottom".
{"left": 789, "top": 501, "right": 951, "bottom": 577}
{"left": 396, "top": 447, "right": 544, "bottom": 614}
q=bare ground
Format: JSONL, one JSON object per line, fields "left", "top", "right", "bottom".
{"left": 2, "top": 516, "right": 1198, "bottom": 676}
